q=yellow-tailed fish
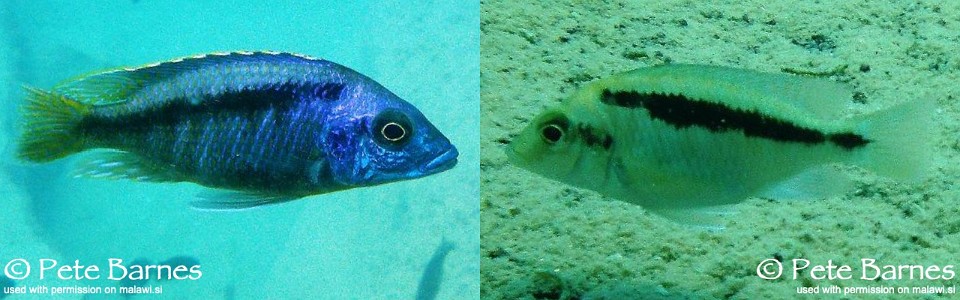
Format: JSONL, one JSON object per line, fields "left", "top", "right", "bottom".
{"left": 17, "top": 52, "right": 458, "bottom": 209}
{"left": 507, "top": 64, "right": 934, "bottom": 227}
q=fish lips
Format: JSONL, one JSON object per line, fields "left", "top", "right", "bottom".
{"left": 421, "top": 146, "right": 459, "bottom": 175}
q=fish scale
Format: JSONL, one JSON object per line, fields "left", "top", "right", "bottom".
{"left": 18, "top": 51, "right": 458, "bottom": 209}
{"left": 508, "top": 64, "right": 933, "bottom": 226}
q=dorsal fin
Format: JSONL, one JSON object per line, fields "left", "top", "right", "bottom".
{"left": 51, "top": 51, "right": 325, "bottom": 105}
{"left": 594, "top": 64, "right": 855, "bottom": 129}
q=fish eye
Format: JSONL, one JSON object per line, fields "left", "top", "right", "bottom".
{"left": 381, "top": 122, "right": 406, "bottom": 141}
{"left": 537, "top": 113, "right": 569, "bottom": 145}
{"left": 540, "top": 124, "right": 564, "bottom": 144}
{"left": 372, "top": 109, "right": 414, "bottom": 148}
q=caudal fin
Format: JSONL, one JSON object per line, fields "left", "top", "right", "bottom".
{"left": 855, "top": 98, "right": 935, "bottom": 183}
{"left": 17, "top": 86, "right": 90, "bottom": 162}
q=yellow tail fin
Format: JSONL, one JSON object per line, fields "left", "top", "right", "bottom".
{"left": 17, "top": 86, "right": 90, "bottom": 162}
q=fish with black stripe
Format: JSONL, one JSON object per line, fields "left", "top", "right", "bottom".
{"left": 18, "top": 51, "right": 458, "bottom": 209}
{"left": 507, "top": 64, "right": 933, "bottom": 227}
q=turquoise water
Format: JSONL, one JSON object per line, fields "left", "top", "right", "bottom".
{"left": 1, "top": 1, "right": 478, "bottom": 299}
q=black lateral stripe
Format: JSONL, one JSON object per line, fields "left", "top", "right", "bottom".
{"left": 313, "top": 82, "right": 345, "bottom": 101}
{"left": 828, "top": 133, "right": 870, "bottom": 149}
{"left": 575, "top": 124, "right": 613, "bottom": 150}
{"left": 82, "top": 81, "right": 337, "bottom": 132}
{"left": 599, "top": 90, "right": 870, "bottom": 150}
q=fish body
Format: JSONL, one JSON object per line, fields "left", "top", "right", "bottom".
{"left": 118, "top": 258, "right": 153, "bottom": 289}
{"left": 1, "top": 275, "right": 14, "bottom": 299}
{"left": 157, "top": 255, "right": 200, "bottom": 281}
{"left": 416, "top": 237, "right": 455, "bottom": 300}
{"left": 508, "top": 64, "right": 932, "bottom": 221}
{"left": 18, "top": 51, "right": 458, "bottom": 208}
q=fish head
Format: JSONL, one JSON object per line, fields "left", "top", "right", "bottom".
{"left": 506, "top": 108, "right": 586, "bottom": 182}
{"left": 329, "top": 98, "right": 458, "bottom": 186}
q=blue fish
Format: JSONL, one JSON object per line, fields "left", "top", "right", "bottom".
{"left": 157, "top": 255, "right": 200, "bottom": 281}
{"left": 118, "top": 258, "right": 153, "bottom": 289}
{"left": 415, "top": 237, "right": 455, "bottom": 300}
{"left": 18, "top": 51, "right": 458, "bottom": 208}
{"left": 1, "top": 275, "right": 14, "bottom": 299}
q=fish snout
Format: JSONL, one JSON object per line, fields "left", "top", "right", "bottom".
{"left": 422, "top": 146, "right": 458, "bottom": 174}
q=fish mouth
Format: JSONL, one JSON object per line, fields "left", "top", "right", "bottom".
{"left": 504, "top": 143, "right": 526, "bottom": 165}
{"left": 504, "top": 144, "right": 519, "bottom": 162}
{"left": 421, "top": 147, "right": 459, "bottom": 174}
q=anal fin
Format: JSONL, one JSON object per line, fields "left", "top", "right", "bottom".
{"left": 650, "top": 205, "right": 737, "bottom": 232}
{"left": 73, "top": 151, "right": 184, "bottom": 182}
{"left": 759, "top": 165, "right": 853, "bottom": 201}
